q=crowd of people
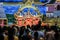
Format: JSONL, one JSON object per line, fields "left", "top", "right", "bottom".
{"left": 0, "top": 21, "right": 60, "bottom": 40}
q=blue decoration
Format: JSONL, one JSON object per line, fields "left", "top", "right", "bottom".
{"left": 40, "top": 0, "right": 48, "bottom": 3}
{"left": 38, "top": 5, "right": 46, "bottom": 15}
{"left": 3, "top": 5, "right": 47, "bottom": 15}
{"left": 22, "top": 8, "right": 38, "bottom": 15}
{"left": 30, "top": 8, "right": 34, "bottom": 13}
{"left": 3, "top": 5, "right": 20, "bottom": 14}
{"left": 23, "top": 8, "right": 28, "bottom": 12}
{"left": 0, "top": 0, "right": 23, "bottom": 2}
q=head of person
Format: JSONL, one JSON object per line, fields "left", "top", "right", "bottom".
{"left": 27, "top": 25, "right": 30, "bottom": 28}
{"left": 34, "top": 31, "right": 39, "bottom": 40}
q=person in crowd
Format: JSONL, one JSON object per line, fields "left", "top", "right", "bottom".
{"left": 0, "top": 26, "right": 4, "bottom": 40}
{"left": 51, "top": 23, "right": 59, "bottom": 40}
{"left": 34, "top": 30, "right": 39, "bottom": 40}
{"left": 3, "top": 26, "right": 8, "bottom": 40}
{"left": 8, "top": 25, "right": 15, "bottom": 40}
{"left": 3, "top": 26, "right": 8, "bottom": 35}
{"left": 38, "top": 20, "right": 41, "bottom": 29}
{"left": 31, "top": 25, "right": 35, "bottom": 30}
{"left": 38, "top": 26, "right": 45, "bottom": 39}
{"left": 19, "top": 26, "right": 25, "bottom": 40}
{"left": 59, "top": 28, "right": 60, "bottom": 40}
{"left": 45, "top": 25, "right": 55, "bottom": 40}
{"left": 22, "top": 28, "right": 32, "bottom": 40}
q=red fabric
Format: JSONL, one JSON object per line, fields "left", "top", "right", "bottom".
{"left": 17, "top": 17, "right": 39, "bottom": 27}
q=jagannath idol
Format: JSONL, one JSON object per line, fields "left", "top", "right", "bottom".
{"left": 14, "top": 0, "right": 42, "bottom": 27}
